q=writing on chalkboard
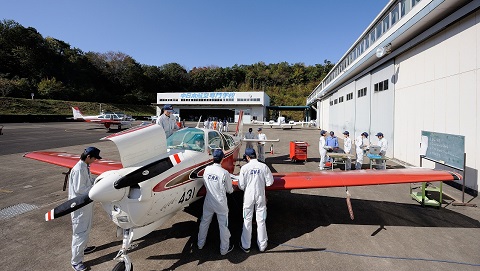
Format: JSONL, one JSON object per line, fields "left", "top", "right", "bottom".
{"left": 420, "top": 131, "right": 465, "bottom": 170}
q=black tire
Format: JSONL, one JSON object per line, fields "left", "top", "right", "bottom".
{"left": 112, "top": 261, "right": 133, "bottom": 271}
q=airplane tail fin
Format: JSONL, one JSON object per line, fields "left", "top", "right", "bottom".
{"left": 234, "top": 110, "right": 244, "bottom": 137}
{"left": 72, "top": 107, "right": 84, "bottom": 120}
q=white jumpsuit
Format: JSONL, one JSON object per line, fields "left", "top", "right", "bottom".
{"left": 68, "top": 160, "right": 94, "bottom": 266}
{"left": 238, "top": 159, "right": 274, "bottom": 251}
{"left": 318, "top": 136, "right": 327, "bottom": 169}
{"left": 377, "top": 137, "right": 388, "bottom": 169}
{"left": 257, "top": 133, "right": 267, "bottom": 162}
{"left": 156, "top": 114, "right": 178, "bottom": 138}
{"left": 344, "top": 137, "right": 352, "bottom": 170}
{"left": 355, "top": 135, "right": 367, "bottom": 169}
{"left": 197, "top": 163, "right": 234, "bottom": 255}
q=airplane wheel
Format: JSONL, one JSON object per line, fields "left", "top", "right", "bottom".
{"left": 112, "top": 261, "right": 133, "bottom": 271}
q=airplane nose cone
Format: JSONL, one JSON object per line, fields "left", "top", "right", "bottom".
{"left": 89, "top": 171, "right": 126, "bottom": 202}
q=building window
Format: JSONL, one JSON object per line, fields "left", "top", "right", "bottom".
{"left": 357, "top": 87, "right": 367, "bottom": 98}
{"left": 346, "top": 92, "right": 353, "bottom": 101}
{"left": 382, "top": 15, "right": 390, "bottom": 35}
{"left": 339, "top": 96, "right": 344, "bottom": 103}
{"left": 374, "top": 79, "right": 389, "bottom": 92}
{"left": 330, "top": 101, "right": 333, "bottom": 106}
{"left": 391, "top": 4, "right": 399, "bottom": 25}
{"left": 375, "top": 23, "right": 382, "bottom": 39}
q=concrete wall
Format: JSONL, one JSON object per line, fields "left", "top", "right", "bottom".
{"left": 394, "top": 10, "right": 479, "bottom": 190}
{"left": 317, "top": 10, "right": 479, "bottom": 191}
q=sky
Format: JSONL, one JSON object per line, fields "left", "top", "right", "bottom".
{"left": 1, "top": 1, "right": 389, "bottom": 70}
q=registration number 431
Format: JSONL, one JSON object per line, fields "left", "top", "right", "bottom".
{"left": 178, "top": 187, "right": 196, "bottom": 204}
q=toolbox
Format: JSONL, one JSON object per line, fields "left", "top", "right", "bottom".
{"left": 289, "top": 141, "right": 308, "bottom": 162}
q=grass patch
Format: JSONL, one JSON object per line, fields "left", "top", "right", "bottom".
{"left": 0, "top": 97, "right": 156, "bottom": 116}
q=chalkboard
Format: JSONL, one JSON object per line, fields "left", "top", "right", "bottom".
{"left": 420, "top": 131, "right": 465, "bottom": 170}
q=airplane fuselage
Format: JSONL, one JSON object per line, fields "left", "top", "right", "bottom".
{"left": 90, "top": 129, "right": 240, "bottom": 240}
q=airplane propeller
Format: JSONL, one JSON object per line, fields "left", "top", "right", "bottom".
{"left": 45, "top": 194, "right": 92, "bottom": 221}
{"left": 44, "top": 153, "right": 184, "bottom": 221}
{"left": 114, "top": 156, "right": 175, "bottom": 189}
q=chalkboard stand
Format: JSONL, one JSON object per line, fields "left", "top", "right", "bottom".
{"left": 420, "top": 153, "right": 476, "bottom": 207}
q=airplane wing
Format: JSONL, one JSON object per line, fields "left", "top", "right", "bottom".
{"left": 231, "top": 168, "right": 460, "bottom": 190}
{"left": 242, "top": 139, "right": 280, "bottom": 142}
{"left": 90, "top": 119, "right": 133, "bottom": 125}
{"left": 267, "top": 168, "right": 461, "bottom": 190}
{"left": 23, "top": 151, "right": 123, "bottom": 175}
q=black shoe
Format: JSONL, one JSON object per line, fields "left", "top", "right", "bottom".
{"left": 221, "top": 244, "right": 234, "bottom": 255}
{"left": 239, "top": 242, "right": 250, "bottom": 253}
{"left": 72, "top": 262, "right": 87, "bottom": 271}
{"left": 84, "top": 246, "right": 96, "bottom": 254}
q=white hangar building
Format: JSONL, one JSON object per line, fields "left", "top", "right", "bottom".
{"left": 307, "top": 0, "right": 480, "bottom": 192}
{"left": 154, "top": 91, "right": 270, "bottom": 124}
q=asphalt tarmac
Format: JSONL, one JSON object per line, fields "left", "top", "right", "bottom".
{"left": 0, "top": 122, "right": 479, "bottom": 271}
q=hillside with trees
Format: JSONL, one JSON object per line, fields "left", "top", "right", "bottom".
{"left": 0, "top": 19, "right": 334, "bottom": 117}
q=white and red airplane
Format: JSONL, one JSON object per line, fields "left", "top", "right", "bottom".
{"left": 254, "top": 116, "right": 303, "bottom": 129}
{"left": 71, "top": 107, "right": 135, "bottom": 130}
{"left": 25, "top": 112, "right": 461, "bottom": 271}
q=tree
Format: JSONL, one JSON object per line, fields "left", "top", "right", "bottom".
{"left": 38, "top": 77, "right": 67, "bottom": 99}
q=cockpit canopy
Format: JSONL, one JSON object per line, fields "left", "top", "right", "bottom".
{"left": 166, "top": 127, "right": 236, "bottom": 153}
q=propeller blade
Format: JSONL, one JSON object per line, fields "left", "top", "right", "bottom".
{"left": 45, "top": 194, "right": 92, "bottom": 221}
{"left": 114, "top": 153, "right": 183, "bottom": 189}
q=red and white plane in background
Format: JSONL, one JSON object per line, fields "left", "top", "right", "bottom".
{"left": 253, "top": 115, "right": 311, "bottom": 129}
{"left": 25, "top": 111, "right": 461, "bottom": 271}
{"left": 71, "top": 107, "right": 135, "bottom": 130}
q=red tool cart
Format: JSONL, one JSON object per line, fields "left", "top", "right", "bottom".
{"left": 289, "top": 141, "right": 308, "bottom": 162}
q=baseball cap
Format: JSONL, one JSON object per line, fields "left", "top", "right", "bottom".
{"left": 376, "top": 132, "right": 383, "bottom": 137}
{"left": 343, "top": 131, "right": 349, "bottom": 135}
{"left": 84, "top": 147, "right": 102, "bottom": 159}
{"left": 212, "top": 149, "right": 224, "bottom": 160}
{"left": 163, "top": 104, "right": 174, "bottom": 112}
{"left": 320, "top": 130, "right": 327, "bottom": 136}
{"left": 245, "top": 148, "right": 256, "bottom": 157}
{"left": 257, "top": 127, "right": 262, "bottom": 131}
{"left": 361, "top": 132, "right": 369, "bottom": 138}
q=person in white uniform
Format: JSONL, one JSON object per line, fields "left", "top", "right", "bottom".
{"left": 244, "top": 128, "right": 256, "bottom": 150}
{"left": 197, "top": 149, "right": 233, "bottom": 255}
{"left": 197, "top": 149, "right": 234, "bottom": 255}
{"left": 375, "top": 132, "right": 388, "bottom": 169}
{"left": 318, "top": 130, "right": 327, "bottom": 170}
{"left": 355, "top": 132, "right": 369, "bottom": 170}
{"left": 343, "top": 131, "right": 352, "bottom": 170}
{"left": 257, "top": 127, "right": 267, "bottom": 162}
{"left": 69, "top": 147, "right": 102, "bottom": 271}
{"left": 156, "top": 104, "right": 179, "bottom": 138}
{"left": 238, "top": 148, "right": 274, "bottom": 253}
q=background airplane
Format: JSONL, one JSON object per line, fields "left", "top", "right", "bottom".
{"left": 71, "top": 107, "right": 135, "bottom": 130}
{"left": 256, "top": 116, "right": 300, "bottom": 129}
{"left": 24, "top": 112, "right": 461, "bottom": 271}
